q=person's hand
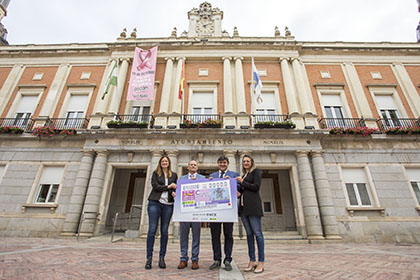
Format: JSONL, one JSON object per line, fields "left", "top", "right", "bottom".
{"left": 169, "top": 183, "right": 177, "bottom": 189}
{"left": 237, "top": 191, "right": 241, "bottom": 198}
{"left": 235, "top": 176, "right": 243, "bottom": 183}
{"left": 208, "top": 176, "right": 214, "bottom": 180}
{"left": 224, "top": 176, "right": 230, "bottom": 179}
{"left": 172, "top": 192, "right": 176, "bottom": 198}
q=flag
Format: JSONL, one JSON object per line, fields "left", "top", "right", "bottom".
{"left": 102, "top": 61, "right": 118, "bottom": 100}
{"left": 252, "top": 58, "right": 263, "bottom": 104}
{"left": 178, "top": 59, "right": 185, "bottom": 100}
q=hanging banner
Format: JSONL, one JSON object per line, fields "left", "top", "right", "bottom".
{"left": 172, "top": 178, "right": 238, "bottom": 223}
{"left": 127, "top": 46, "right": 158, "bottom": 100}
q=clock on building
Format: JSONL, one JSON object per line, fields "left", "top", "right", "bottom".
{"left": 195, "top": 20, "right": 215, "bottom": 36}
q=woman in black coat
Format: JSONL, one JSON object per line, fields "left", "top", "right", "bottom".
{"left": 236, "top": 155, "right": 265, "bottom": 273}
{"left": 145, "top": 155, "right": 177, "bottom": 269}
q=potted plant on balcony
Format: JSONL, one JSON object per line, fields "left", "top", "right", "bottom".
{"left": 0, "top": 126, "right": 24, "bottom": 134}
{"left": 254, "top": 121, "right": 275, "bottom": 129}
{"left": 385, "top": 127, "right": 420, "bottom": 135}
{"left": 329, "top": 127, "right": 377, "bottom": 136}
{"left": 273, "top": 121, "right": 296, "bottom": 129}
{"left": 180, "top": 119, "right": 198, "bottom": 128}
{"left": 199, "top": 118, "right": 222, "bottom": 128}
{"left": 107, "top": 120, "right": 148, "bottom": 128}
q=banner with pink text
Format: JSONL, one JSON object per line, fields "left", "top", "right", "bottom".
{"left": 127, "top": 46, "right": 158, "bottom": 100}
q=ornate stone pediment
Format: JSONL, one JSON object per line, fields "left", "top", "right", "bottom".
{"left": 188, "top": 2, "right": 223, "bottom": 37}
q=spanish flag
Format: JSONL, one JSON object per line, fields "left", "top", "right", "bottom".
{"left": 178, "top": 59, "right": 185, "bottom": 100}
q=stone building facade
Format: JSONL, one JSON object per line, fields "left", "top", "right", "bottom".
{"left": 0, "top": 2, "right": 419, "bottom": 243}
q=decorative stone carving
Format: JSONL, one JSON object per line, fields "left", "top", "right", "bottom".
{"left": 274, "top": 26, "right": 280, "bottom": 37}
{"left": 233, "top": 26, "right": 239, "bottom": 37}
{"left": 222, "top": 30, "right": 229, "bottom": 37}
{"left": 285, "top": 26, "right": 292, "bottom": 37}
{"left": 188, "top": 2, "right": 223, "bottom": 37}
{"left": 171, "top": 27, "right": 177, "bottom": 37}
{"left": 130, "top": 28, "right": 137, "bottom": 39}
{"left": 119, "top": 28, "right": 127, "bottom": 39}
{"left": 181, "top": 30, "right": 188, "bottom": 37}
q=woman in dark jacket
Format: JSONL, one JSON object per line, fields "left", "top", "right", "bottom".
{"left": 145, "top": 155, "right": 177, "bottom": 270}
{"left": 236, "top": 155, "right": 265, "bottom": 273}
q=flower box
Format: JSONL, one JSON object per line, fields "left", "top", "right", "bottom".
{"left": 200, "top": 123, "right": 222, "bottom": 128}
{"left": 180, "top": 123, "right": 198, "bottom": 129}
{"left": 329, "top": 127, "right": 377, "bottom": 136}
{"left": 0, "top": 126, "right": 24, "bottom": 134}
{"left": 254, "top": 122, "right": 296, "bottom": 129}
{"left": 107, "top": 121, "right": 148, "bottom": 129}
{"left": 385, "top": 127, "right": 420, "bottom": 135}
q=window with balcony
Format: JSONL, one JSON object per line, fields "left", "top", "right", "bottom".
{"left": 130, "top": 106, "right": 151, "bottom": 122}
{"left": 321, "top": 94, "right": 350, "bottom": 128}
{"left": 190, "top": 91, "right": 215, "bottom": 122}
{"left": 63, "top": 94, "right": 88, "bottom": 129}
{"left": 375, "top": 94, "right": 403, "bottom": 129}
{"left": 255, "top": 92, "right": 278, "bottom": 122}
{"left": 13, "top": 95, "right": 38, "bottom": 129}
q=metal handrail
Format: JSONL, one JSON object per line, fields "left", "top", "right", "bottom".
{"left": 251, "top": 114, "right": 289, "bottom": 125}
{"left": 318, "top": 117, "right": 366, "bottom": 129}
{"left": 46, "top": 118, "right": 89, "bottom": 129}
{"left": 376, "top": 118, "right": 420, "bottom": 132}
{"left": 76, "top": 211, "right": 99, "bottom": 241}
{"left": 182, "top": 114, "right": 221, "bottom": 124}
{"left": 0, "top": 117, "right": 34, "bottom": 132}
{"left": 128, "top": 204, "right": 142, "bottom": 226}
{"left": 115, "top": 114, "right": 155, "bottom": 127}
{"left": 110, "top": 212, "right": 123, "bottom": 243}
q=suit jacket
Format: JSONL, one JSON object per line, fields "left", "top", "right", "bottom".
{"left": 179, "top": 173, "right": 206, "bottom": 180}
{"left": 238, "top": 168, "right": 263, "bottom": 217}
{"left": 209, "top": 170, "right": 240, "bottom": 191}
{"left": 148, "top": 170, "right": 178, "bottom": 203}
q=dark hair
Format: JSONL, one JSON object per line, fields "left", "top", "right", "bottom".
{"left": 155, "top": 156, "right": 172, "bottom": 177}
{"left": 217, "top": 156, "right": 229, "bottom": 164}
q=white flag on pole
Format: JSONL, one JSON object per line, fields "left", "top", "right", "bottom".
{"left": 252, "top": 58, "right": 263, "bottom": 104}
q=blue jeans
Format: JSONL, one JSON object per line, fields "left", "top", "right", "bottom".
{"left": 241, "top": 215, "right": 264, "bottom": 262}
{"left": 179, "top": 222, "right": 201, "bottom": 261}
{"left": 146, "top": 200, "right": 173, "bottom": 259}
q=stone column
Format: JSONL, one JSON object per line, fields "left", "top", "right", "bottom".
{"left": 167, "top": 150, "right": 179, "bottom": 238}
{"left": 234, "top": 57, "right": 249, "bottom": 127}
{"left": 61, "top": 151, "right": 95, "bottom": 235}
{"left": 79, "top": 151, "right": 109, "bottom": 236}
{"left": 109, "top": 58, "right": 130, "bottom": 114}
{"left": 223, "top": 57, "right": 236, "bottom": 128}
{"left": 295, "top": 150, "right": 324, "bottom": 240}
{"left": 155, "top": 57, "right": 174, "bottom": 128}
{"left": 280, "top": 58, "right": 299, "bottom": 115}
{"left": 139, "top": 149, "right": 163, "bottom": 236}
{"left": 392, "top": 63, "right": 420, "bottom": 116}
{"left": 168, "top": 58, "right": 184, "bottom": 127}
{"left": 311, "top": 151, "right": 341, "bottom": 240}
{"left": 291, "top": 58, "right": 313, "bottom": 115}
{"left": 341, "top": 62, "right": 376, "bottom": 127}
{"left": 0, "top": 64, "right": 25, "bottom": 115}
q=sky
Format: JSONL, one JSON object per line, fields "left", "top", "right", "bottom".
{"left": 2, "top": 0, "right": 420, "bottom": 45}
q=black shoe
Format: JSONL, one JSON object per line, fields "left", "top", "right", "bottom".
{"left": 209, "top": 261, "right": 221, "bottom": 270}
{"left": 145, "top": 258, "right": 152, "bottom": 269}
{"left": 224, "top": 261, "right": 232, "bottom": 271}
{"left": 158, "top": 257, "right": 166, "bottom": 269}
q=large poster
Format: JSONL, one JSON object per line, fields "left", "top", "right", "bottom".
{"left": 127, "top": 46, "right": 158, "bottom": 100}
{"left": 173, "top": 178, "right": 238, "bottom": 222}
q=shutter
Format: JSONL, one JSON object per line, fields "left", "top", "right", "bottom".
{"left": 16, "top": 95, "right": 38, "bottom": 113}
{"left": 67, "top": 95, "right": 88, "bottom": 112}
{"left": 375, "top": 95, "right": 397, "bottom": 110}
{"left": 39, "top": 166, "right": 64, "bottom": 184}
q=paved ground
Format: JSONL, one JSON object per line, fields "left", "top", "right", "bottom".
{"left": 1, "top": 237, "right": 420, "bottom": 280}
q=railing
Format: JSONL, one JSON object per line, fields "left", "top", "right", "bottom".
{"left": 182, "top": 114, "right": 221, "bottom": 123}
{"left": 0, "top": 117, "right": 34, "bottom": 131}
{"left": 251, "top": 114, "right": 289, "bottom": 125}
{"left": 46, "top": 118, "right": 89, "bottom": 129}
{"left": 318, "top": 118, "right": 366, "bottom": 129}
{"left": 376, "top": 118, "right": 420, "bottom": 132}
{"left": 115, "top": 114, "right": 155, "bottom": 127}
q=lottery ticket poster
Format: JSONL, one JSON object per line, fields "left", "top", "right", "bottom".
{"left": 172, "top": 178, "right": 238, "bottom": 222}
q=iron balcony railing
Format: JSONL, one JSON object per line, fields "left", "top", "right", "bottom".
{"left": 319, "top": 118, "right": 366, "bottom": 129}
{"left": 0, "top": 117, "right": 34, "bottom": 131}
{"left": 115, "top": 114, "right": 155, "bottom": 127}
{"left": 46, "top": 118, "right": 89, "bottom": 130}
{"left": 376, "top": 118, "right": 420, "bottom": 132}
{"left": 182, "top": 114, "right": 221, "bottom": 124}
{"left": 251, "top": 114, "right": 289, "bottom": 125}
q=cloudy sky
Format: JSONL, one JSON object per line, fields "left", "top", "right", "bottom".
{"left": 3, "top": 0, "right": 420, "bottom": 45}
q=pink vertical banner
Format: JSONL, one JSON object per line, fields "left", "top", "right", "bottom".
{"left": 127, "top": 46, "right": 158, "bottom": 100}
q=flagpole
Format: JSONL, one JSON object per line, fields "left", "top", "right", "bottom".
{"left": 251, "top": 57, "right": 255, "bottom": 118}
{"left": 181, "top": 58, "right": 185, "bottom": 122}
{"left": 115, "top": 58, "right": 119, "bottom": 119}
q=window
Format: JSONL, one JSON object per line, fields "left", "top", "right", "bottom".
{"left": 321, "top": 94, "right": 347, "bottom": 128}
{"left": 13, "top": 95, "right": 38, "bottom": 128}
{"left": 342, "top": 168, "right": 373, "bottom": 207}
{"left": 375, "top": 95, "right": 401, "bottom": 128}
{"left": 130, "top": 106, "right": 151, "bottom": 122}
{"left": 406, "top": 168, "right": 420, "bottom": 205}
{"left": 190, "top": 92, "right": 214, "bottom": 122}
{"left": 35, "top": 166, "right": 64, "bottom": 204}
{"left": 255, "top": 92, "right": 278, "bottom": 122}
{"left": 64, "top": 94, "right": 88, "bottom": 128}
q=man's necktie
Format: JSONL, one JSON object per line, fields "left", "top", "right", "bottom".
{"left": 220, "top": 171, "right": 224, "bottom": 178}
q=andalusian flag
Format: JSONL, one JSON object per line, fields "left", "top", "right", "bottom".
{"left": 178, "top": 59, "right": 185, "bottom": 100}
{"left": 101, "top": 61, "right": 118, "bottom": 100}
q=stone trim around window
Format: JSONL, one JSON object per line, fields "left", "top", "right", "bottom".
{"left": 21, "top": 203, "right": 58, "bottom": 214}
{"left": 346, "top": 206, "right": 385, "bottom": 217}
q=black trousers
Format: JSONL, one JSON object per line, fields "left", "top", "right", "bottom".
{"left": 209, "top": 222, "right": 234, "bottom": 263}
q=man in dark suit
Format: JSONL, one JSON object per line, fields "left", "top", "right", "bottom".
{"left": 177, "top": 160, "right": 205, "bottom": 270}
{"left": 208, "top": 156, "right": 239, "bottom": 271}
